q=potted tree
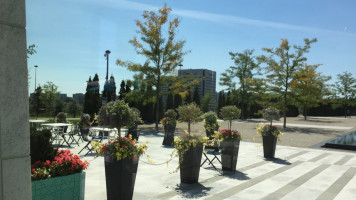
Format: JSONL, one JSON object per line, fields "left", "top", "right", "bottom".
{"left": 78, "top": 113, "right": 91, "bottom": 139}
{"left": 256, "top": 107, "right": 283, "bottom": 158}
{"left": 175, "top": 103, "right": 206, "bottom": 184}
{"left": 31, "top": 127, "right": 89, "bottom": 200}
{"left": 161, "top": 109, "right": 178, "bottom": 146}
{"left": 203, "top": 111, "right": 220, "bottom": 151}
{"left": 93, "top": 100, "right": 148, "bottom": 200}
{"left": 219, "top": 105, "right": 241, "bottom": 171}
{"left": 126, "top": 108, "right": 141, "bottom": 141}
{"left": 56, "top": 112, "right": 68, "bottom": 132}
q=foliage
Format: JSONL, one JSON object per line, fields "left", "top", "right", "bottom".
{"left": 30, "top": 86, "right": 44, "bottom": 118}
{"left": 214, "top": 129, "right": 242, "bottom": 142}
{"left": 27, "top": 44, "right": 37, "bottom": 58}
{"left": 177, "top": 103, "right": 203, "bottom": 135}
{"left": 79, "top": 113, "right": 91, "bottom": 127}
{"left": 92, "top": 135, "right": 148, "bottom": 162}
{"left": 172, "top": 133, "right": 208, "bottom": 172}
{"left": 192, "top": 86, "right": 201, "bottom": 106}
{"left": 30, "top": 127, "right": 56, "bottom": 164}
{"left": 97, "top": 100, "right": 140, "bottom": 139}
{"left": 201, "top": 92, "right": 213, "bottom": 112}
{"left": 257, "top": 38, "right": 317, "bottom": 128}
{"left": 119, "top": 80, "right": 126, "bottom": 100}
{"left": 185, "top": 86, "right": 193, "bottom": 103}
{"left": 41, "top": 81, "right": 59, "bottom": 117}
{"left": 103, "top": 75, "right": 117, "bottom": 102}
{"left": 262, "top": 107, "right": 280, "bottom": 125}
{"left": 256, "top": 124, "right": 284, "bottom": 141}
{"left": 83, "top": 74, "right": 101, "bottom": 119}
{"left": 174, "top": 93, "right": 183, "bottom": 109}
{"left": 55, "top": 112, "right": 67, "bottom": 123}
{"left": 220, "top": 105, "right": 241, "bottom": 130}
{"left": 161, "top": 109, "right": 177, "bottom": 125}
{"left": 217, "top": 91, "right": 226, "bottom": 114}
{"left": 166, "top": 91, "right": 174, "bottom": 110}
{"left": 66, "top": 99, "right": 80, "bottom": 118}
{"left": 117, "top": 4, "right": 188, "bottom": 131}
{"left": 219, "top": 49, "right": 260, "bottom": 119}
{"left": 290, "top": 64, "right": 331, "bottom": 119}
{"left": 332, "top": 71, "right": 356, "bottom": 117}
{"left": 202, "top": 111, "right": 220, "bottom": 131}
{"left": 31, "top": 150, "right": 89, "bottom": 181}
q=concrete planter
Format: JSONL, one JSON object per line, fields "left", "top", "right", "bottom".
{"left": 220, "top": 140, "right": 240, "bottom": 171}
{"left": 179, "top": 145, "right": 203, "bottom": 184}
{"left": 32, "top": 172, "right": 85, "bottom": 200}
{"left": 162, "top": 123, "right": 176, "bottom": 146}
{"left": 104, "top": 155, "right": 139, "bottom": 200}
{"left": 263, "top": 135, "right": 277, "bottom": 158}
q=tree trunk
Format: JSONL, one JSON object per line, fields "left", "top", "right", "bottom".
{"left": 188, "top": 122, "right": 191, "bottom": 135}
{"left": 304, "top": 107, "right": 307, "bottom": 120}
{"left": 155, "top": 76, "right": 161, "bottom": 132}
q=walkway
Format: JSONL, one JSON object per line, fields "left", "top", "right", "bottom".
{"left": 69, "top": 132, "right": 356, "bottom": 200}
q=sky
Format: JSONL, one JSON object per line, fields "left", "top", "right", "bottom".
{"left": 26, "top": 0, "right": 356, "bottom": 96}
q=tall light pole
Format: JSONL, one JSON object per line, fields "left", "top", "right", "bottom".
{"left": 178, "top": 64, "right": 183, "bottom": 76}
{"left": 34, "top": 65, "right": 38, "bottom": 91}
{"left": 104, "top": 50, "right": 111, "bottom": 80}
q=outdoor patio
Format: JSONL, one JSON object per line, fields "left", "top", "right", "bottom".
{"left": 63, "top": 130, "right": 356, "bottom": 200}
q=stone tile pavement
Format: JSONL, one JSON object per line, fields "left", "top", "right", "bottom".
{"left": 64, "top": 131, "right": 356, "bottom": 200}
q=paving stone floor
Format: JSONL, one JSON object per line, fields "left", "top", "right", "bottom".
{"left": 63, "top": 130, "right": 356, "bottom": 200}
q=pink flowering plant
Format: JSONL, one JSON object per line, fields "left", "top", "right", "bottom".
{"left": 215, "top": 129, "right": 242, "bottom": 142}
{"left": 160, "top": 109, "right": 177, "bottom": 125}
{"left": 31, "top": 149, "right": 89, "bottom": 181}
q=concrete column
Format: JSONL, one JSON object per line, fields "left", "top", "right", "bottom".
{"left": 0, "top": 0, "right": 31, "bottom": 199}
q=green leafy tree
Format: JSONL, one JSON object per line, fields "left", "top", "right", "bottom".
{"left": 117, "top": 4, "right": 188, "bottom": 131}
{"left": 177, "top": 103, "right": 202, "bottom": 135}
{"left": 220, "top": 105, "right": 241, "bottom": 130}
{"left": 226, "top": 91, "right": 232, "bottom": 106}
{"left": 192, "top": 86, "right": 201, "bottom": 107}
{"left": 217, "top": 91, "right": 225, "bottom": 114}
{"left": 40, "top": 82, "right": 59, "bottom": 117}
{"left": 219, "top": 49, "right": 260, "bottom": 119}
{"left": 185, "top": 86, "right": 193, "bottom": 103}
{"left": 119, "top": 80, "right": 126, "bottom": 100}
{"left": 174, "top": 93, "right": 183, "bottom": 109}
{"left": 166, "top": 84, "right": 174, "bottom": 110}
{"left": 66, "top": 99, "right": 80, "bottom": 117}
{"left": 30, "top": 86, "right": 43, "bottom": 119}
{"left": 201, "top": 92, "right": 212, "bottom": 112}
{"left": 333, "top": 71, "right": 356, "bottom": 118}
{"left": 291, "top": 65, "right": 331, "bottom": 120}
{"left": 83, "top": 74, "right": 101, "bottom": 119}
{"left": 258, "top": 38, "right": 317, "bottom": 128}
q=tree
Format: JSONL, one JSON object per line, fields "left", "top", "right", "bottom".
{"left": 166, "top": 84, "right": 174, "bottom": 110}
{"left": 193, "top": 86, "right": 201, "bottom": 107}
{"left": 217, "top": 91, "right": 225, "bottom": 114}
{"left": 185, "top": 86, "right": 193, "bottom": 103}
{"left": 40, "top": 82, "right": 59, "bottom": 117}
{"left": 291, "top": 65, "right": 331, "bottom": 119}
{"left": 333, "top": 71, "right": 356, "bottom": 118}
{"left": 30, "top": 86, "right": 43, "bottom": 119}
{"left": 117, "top": 4, "right": 188, "bottom": 131}
{"left": 201, "top": 92, "right": 212, "bottom": 112}
{"left": 174, "top": 93, "right": 183, "bottom": 109}
{"left": 258, "top": 38, "right": 317, "bottom": 128}
{"left": 66, "top": 99, "right": 80, "bottom": 117}
{"left": 83, "top": 74, "right": 101, "bottom": 119}
{"left": 219, "top": 49, "right": 260, "bottom": 119}
{"left": 119, "top": 80, "right": 126, "bottom": 100}
{"left": 226, "top": 91, "right": 232, "bottom": 106}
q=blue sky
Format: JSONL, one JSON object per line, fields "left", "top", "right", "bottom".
{"left": 26, "top": 0, "right": 356, "bottom": 96}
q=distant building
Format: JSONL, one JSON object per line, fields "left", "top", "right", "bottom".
{"left": 178, "top": 69, "right": 217, "bottom": 111}
{"left": 73, "top": 93, "right": 84, "bottom": 105}
{"left": 58, "top": 93, "right": 67, "bottom": 100}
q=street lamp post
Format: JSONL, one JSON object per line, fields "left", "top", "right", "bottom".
{"left": 34, "top": 65, "right": 38, "bottom": 91}
{"left": 178, "top": 64, "right": 183, "bottom": 76}
{"left": 104, "top": 50, "right": 111, "bottom": 81}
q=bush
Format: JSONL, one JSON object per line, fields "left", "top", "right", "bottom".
{"left": 262, "top": 107, "right": 280, "bottom": 125}
{"left": 30, "top": 127, "right": 56, "bottom": 164}
{"left": 177, "top": 103, "right": 203, "bottom": 135}
{"left": 203, "top": 111, "right": 219, "bottom": 131}
{"left": 56, "top": 112, "right": 67, "bottom": 123}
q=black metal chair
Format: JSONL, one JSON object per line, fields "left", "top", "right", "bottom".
{"left": 201, "top": 141, "right": 221, "bottom": 170}
{"left": 78, "top": 128, "right": 103, "bottom": 156}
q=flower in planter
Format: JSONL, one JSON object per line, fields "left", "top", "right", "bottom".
{"left": 92, "top": 135, "right": 148, "bottom": 161}
{"left": 220, "top": 105, "right": 241, "bottom": 130}
{"left": 31, "top": 149, "right": 89, "bottom": 181}
{"left": 256, "top": 124, "right": 284, "bottom": 140}
{"left": 215, "top": 128, "right": 242, "bottom": 142}
{"left": 56, "top": 112, "right": 67, "bottom": 123}
{"left": 160, "top": 109, "right": 177, "bottom": 125}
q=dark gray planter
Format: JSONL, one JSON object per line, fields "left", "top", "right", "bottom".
{"left": 263, "top": 134, "right": 277, "bottom": 158}
{"left": 104, "top": 155, "right": 139, "bottom": 200}
{"left": 220, "top": 140, "right": 240, "bottom": 171}
{"left": 162, "top": 124, "right": 176, "bottom": 146}
{"left": 179, "top": 145, "right": 203, "bottom": 184}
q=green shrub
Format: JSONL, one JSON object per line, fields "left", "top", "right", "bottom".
{"left": 30, "top": 127, "right": 56, "bottom": 164}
